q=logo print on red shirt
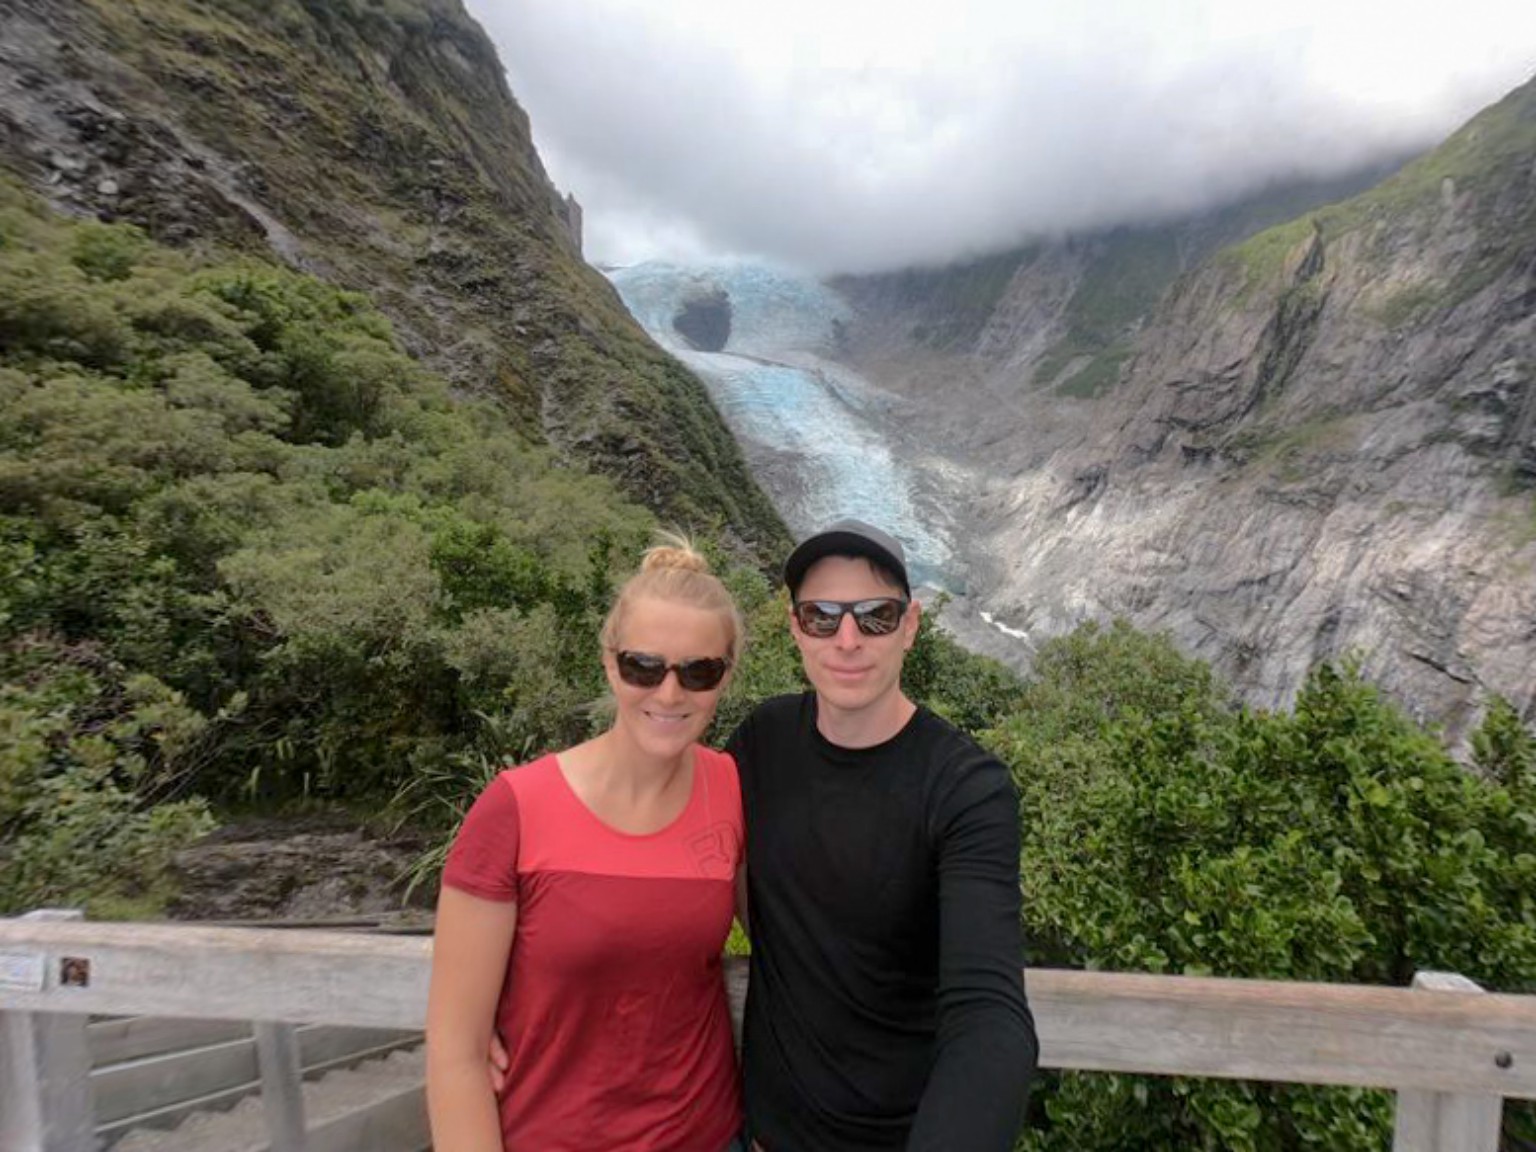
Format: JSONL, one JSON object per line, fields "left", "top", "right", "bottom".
{"left": 688, "top": 822, "right": 738, "bottom": 880}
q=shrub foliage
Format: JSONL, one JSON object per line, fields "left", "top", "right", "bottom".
{"left": 990, "top": 621, "right": 1536, "bottom": 1150}
{"left": 0, "top": 181, "right": 654, "bottom": 910}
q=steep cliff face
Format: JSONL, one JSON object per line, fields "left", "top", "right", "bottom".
{"left": 1045, "top": 79, "right": 1536, "bottom": 734}
{"left": 838, "top": 81, "right": 1536, "bottom": 738}
{"left": 0, "top": 0, "right": 788, "bottom": 556}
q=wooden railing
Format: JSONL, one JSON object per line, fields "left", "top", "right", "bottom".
{"left": 3, "top": 912, "right": 1534, "bottom": 1151}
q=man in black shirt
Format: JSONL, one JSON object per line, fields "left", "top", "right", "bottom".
{"left": 729, "top": 518, "right": 1038, "bottom": 1151}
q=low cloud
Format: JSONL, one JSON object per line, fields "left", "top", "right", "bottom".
{"left": 466, "top": 0, "right": 1536, "bottom": 274}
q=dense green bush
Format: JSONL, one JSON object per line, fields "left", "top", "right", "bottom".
{"left": 0, "top": 636, "right": 215, "bottom": 917}
{"left": 991, "top": 622, "right": 1536, "bottom": 1150}
{"left": 0, "top": 181, "right": 663, "bottom": 902}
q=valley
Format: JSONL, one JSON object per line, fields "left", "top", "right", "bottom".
{"left": 609, "top": 101, "right": 1536, "bottom": 742}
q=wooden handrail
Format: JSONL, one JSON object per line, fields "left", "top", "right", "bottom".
{"left": 0, "top": 920, "right": 429, "bottom": 1030}
{"left": 1030, "top": 967, "right": 1535, "bottom": 1098}
{"left": 1, "top": 919, "right": 1532, "bottom": 1097}
{"left": 3, "top": 917, "right": 1534, "bottom": 1152}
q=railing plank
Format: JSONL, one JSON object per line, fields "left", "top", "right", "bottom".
{"left": 92, "top": 1032, "right": 423, "bottom": 1142}
{"left": 91, "top": 1024, "right": 421, "bottom": 1123}
{"left": 1029, "top": 967, "right": 1535, "bottom": 1098}
{"left": 92, "top": 1034, "right": 258, "bottom": 1124}
{"left": 87, "top": 1017, "right": 252, "bottom": 1068}
{"left": 93, "top": 1075, "right": 271, "bottom": 1145}
{"left": 2, "top": 920, "right": 1534, "bottom": 1101}
{"left": 0, "top": 921, "right": 429, "bottom": 1029}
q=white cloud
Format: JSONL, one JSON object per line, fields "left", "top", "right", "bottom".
{"left": 464, "top": 0, "right": 1536, "bottom": 273}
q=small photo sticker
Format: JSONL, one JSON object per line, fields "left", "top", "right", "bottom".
{"left": 60, "top": 957, "right": 91, "bottom": 988}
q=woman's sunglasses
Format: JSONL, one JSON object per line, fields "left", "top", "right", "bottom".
{"left": 792, "top": 598, "right": 908, "bottom": 638}
{"left": 614, "top": 650, "right": 731, "bottom": 691}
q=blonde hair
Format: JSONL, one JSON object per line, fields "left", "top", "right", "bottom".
{"left": 599, "top": 531, "right": 745, "bottom": 664}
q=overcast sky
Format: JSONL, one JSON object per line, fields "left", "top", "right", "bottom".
{"left": 464, "top": 1, "right": 1536, "bottom": 274}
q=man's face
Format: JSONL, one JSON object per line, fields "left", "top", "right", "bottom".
{"left": 790, "top": 555, "right": 919, "bottom": 718}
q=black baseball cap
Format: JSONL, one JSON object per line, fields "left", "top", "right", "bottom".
{"left": 783, "top": 518, "right": 911, "bottom": 598}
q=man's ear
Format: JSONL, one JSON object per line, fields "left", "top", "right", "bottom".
{"left": 903, "top": 598, "right": 922, "bottom": 649}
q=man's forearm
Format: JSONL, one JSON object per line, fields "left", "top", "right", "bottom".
{"left": 912, "top": 759, "right": 1037, "bottom": 1150}
{"left": 906, "top": 980, "right": 1038, "bottom": 1151}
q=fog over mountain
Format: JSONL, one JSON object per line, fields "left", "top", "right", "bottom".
{"left": 467, "top": 0, "right": 1536, "bottom": 273}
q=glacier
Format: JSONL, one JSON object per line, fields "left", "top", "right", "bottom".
{"left": 607, "top": 262, "right": 958, "bottom": 592}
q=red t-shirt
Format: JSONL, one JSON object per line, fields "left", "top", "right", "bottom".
{"left": 440, "top": 747, "right": 743, "bottom": 1152}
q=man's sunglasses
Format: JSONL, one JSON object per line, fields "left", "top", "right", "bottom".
{"left": 792, "top": 598, "right": 909, "bottom": 638}
{"left": 614, "top": 650, "right": 731, "bottom": 691}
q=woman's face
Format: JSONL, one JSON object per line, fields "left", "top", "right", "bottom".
{"left": 604, "top": 596, "right": 733, "bottom": 761}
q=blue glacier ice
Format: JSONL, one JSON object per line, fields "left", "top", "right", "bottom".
{"left": 607, "top": 262, "right": 956, "bottom": 591}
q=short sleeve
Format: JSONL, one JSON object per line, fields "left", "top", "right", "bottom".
{"left": 699, "top": 746, "right": 744, "bottom": 867}
{"left": 440, "top": 771, "right": 521, "bottom": 902}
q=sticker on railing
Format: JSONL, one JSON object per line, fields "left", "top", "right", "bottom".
{"left": 0, "top": 951, "right": 46, "bottom": 993}
{"left": 60, "top": 956, "right": 91, "bottom": 987}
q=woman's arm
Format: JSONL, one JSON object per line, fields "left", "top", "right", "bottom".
{"left": 426, "top": 886, "right": 518, "bottom": 1152}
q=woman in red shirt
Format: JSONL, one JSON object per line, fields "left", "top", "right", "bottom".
{"left": 426, "top": 539, "right": 747, "bottom": 1152}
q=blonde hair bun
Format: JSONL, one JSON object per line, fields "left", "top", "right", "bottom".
{"left": 639, "top": 533, "right": 711, "bottom": 575}
{"left": 600, "top": 529, "right": 743, "bottom": 665}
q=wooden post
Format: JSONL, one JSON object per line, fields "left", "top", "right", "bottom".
{"left": 0, "top": 911, "right": 97, "bottom": 1152}
{"left": 1392, "top": 972, "right": 1503, "bottom": 1152}
{"left": 255, "top": 1021, "right": 308, "bottom": 1152}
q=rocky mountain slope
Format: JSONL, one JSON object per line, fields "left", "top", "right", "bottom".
{"left": 0, "top": 0, "right": 787, "bottom": 558}
{"left": 833, "top": 80, "right": 1536, "bottom": 740}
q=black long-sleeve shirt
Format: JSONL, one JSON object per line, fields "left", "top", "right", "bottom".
{"left": 728, "top": 693, "right": 1038, "bottom": 1151}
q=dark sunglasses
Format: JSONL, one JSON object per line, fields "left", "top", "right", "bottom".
{"left": 792, "top": 597, "right": 908, "bottom": 638}
{"left": 614, "top": 650, "right": 731, "bottom": 691}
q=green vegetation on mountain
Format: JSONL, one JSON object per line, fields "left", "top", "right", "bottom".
{"left": 20, "top": 0, "right": 788, "bottom": 556}
{"left": 1223, "top": 72, "right": 1536, "bottom": 307}
{"left": 0, "top": 181, "right": 659, "bottom": 912}
{"left": 1034, "top": 159, "right": 1405, "bottom": 396}
{"left": 837, "top": 249, "right": 1028, "bottom": 351}
{"left": 1029, "top": 229, "right": 1181, "bottom": 395}
{"left": 1, "top": 638, "right": 218, "bottom": 920}
{"left": 0, "top": 0, "right": 797, "bottom": 910}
